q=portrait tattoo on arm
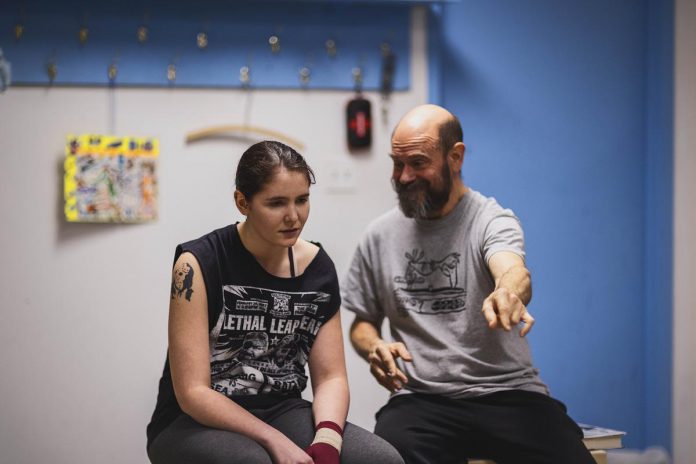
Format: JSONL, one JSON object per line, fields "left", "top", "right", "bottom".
{"left": 171, "top": 262, "right": 195, "bottom": 301}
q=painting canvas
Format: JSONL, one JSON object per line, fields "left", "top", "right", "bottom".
{"left": 64, "top": 134, "right": 159, "bottom": 222}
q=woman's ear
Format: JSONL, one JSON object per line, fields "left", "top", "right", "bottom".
{"left": 234, "top": 190, "right": 250, "bottom": 215}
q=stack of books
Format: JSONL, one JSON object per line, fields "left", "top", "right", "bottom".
{"left": 579, "top": 423, "right": 626, "bottom": 464}
{"left": 580, "top": 423, "right": 626, "bottom": 450}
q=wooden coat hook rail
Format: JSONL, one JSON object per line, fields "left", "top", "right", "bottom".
{"left": 185, "top": 125, "right": 305, "bottom": 151}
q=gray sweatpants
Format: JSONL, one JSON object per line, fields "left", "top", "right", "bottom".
{"left": 147, "top": 398, "right": 404, "bottom": 464}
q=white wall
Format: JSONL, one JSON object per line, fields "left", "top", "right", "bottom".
{"left": 673, "top": 0, "right": 696, "bottom": 461}
{"left": 0, "top": 8, "right": 428, "bottom": 464}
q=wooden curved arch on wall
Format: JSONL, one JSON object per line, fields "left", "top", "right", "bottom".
{"left": 185, "top": 125, "right": 305, "bottom": 151}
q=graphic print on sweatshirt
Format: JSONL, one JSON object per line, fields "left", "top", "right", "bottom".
{"left": 209, "top": 285, "right": 329, "bottom": 397}
{"left": 393, "top": 249, "right": 467, "bottom": 316}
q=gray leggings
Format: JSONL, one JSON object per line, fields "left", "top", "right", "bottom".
{"left": 147, "top": 398, "right": 404, "bottom": 464}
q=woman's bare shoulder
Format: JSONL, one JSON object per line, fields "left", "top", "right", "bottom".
{"left": 295, "top": 238, "right": 321, "bottom": 270}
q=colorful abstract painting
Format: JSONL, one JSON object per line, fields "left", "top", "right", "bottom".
{"left": 64, "top": 134, "right": 159, "bottom": 222}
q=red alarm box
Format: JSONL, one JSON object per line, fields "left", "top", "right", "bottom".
{"left": 346, "top": 97, "right": 372, "bottom": 149}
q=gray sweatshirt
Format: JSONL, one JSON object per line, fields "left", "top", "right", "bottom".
{"left": 342, "top": 189, "right": 548, "bottom": 398}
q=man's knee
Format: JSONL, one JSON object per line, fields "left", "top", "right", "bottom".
{"left": 374, "top": 421, "right": 407, "bottom": 453}
{"left": 375, "top": 416, "right": 431, "bottom": 463}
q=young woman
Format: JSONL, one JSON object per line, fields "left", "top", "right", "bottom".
{"left": 146, "top": 141, "right": 403, "bottom": 464}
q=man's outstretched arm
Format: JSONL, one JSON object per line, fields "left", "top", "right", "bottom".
{"left": 482, "top": 251, "right": 535, "bottom": 336}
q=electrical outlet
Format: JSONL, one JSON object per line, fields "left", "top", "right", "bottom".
{"left": 326, "top": 162, "right": 356, "bottom": 193}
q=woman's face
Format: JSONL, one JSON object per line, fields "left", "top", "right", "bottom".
{"left": 244, "top": 167, "right": 310, "bottom": 248}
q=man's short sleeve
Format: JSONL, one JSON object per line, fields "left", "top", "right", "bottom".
{"left": 341, "top": 238, "right": 384, "bottom": 324}
{"left": 483, "top": 210, "right": 526, "bottom": 264}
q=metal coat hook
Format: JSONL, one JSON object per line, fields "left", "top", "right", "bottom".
{"left": 380, "top": 42, "right": 396, "bottom": 124}
{"left": 240, "top": 66, "right": 251, "bottom": 86}
{"left": 14, "top": 7, "right": 26, "bottom": 42}
{"left": 269, "top": 35, "right": 280, "bottom": 54}
{"left": 47, "top": 60, "right": 57, "bottom": 83}
{"left": 352, "top": 67, "right": 363, "bottom": 92}
{"left": 299, "top": 66, "right": 311, "bottom": 87}
{"left": 197, "top": 18, "right": 210, "bottom": 49}
{"left": 46, "top": 49, "right": 59, "bottom": 84}
{"left": 137, "top": 12, "right": 150, "bottom": 44}
{"left": 0, "top": 48, "right": 11, "bottom": 92}
{"left": 108, "top": 51, "right": 120, "bottom": 83}
{"left": 78, "top": 26, "right": 89, "bottom": 45}
{"left": 167, "top": 52, "right": 180, "bottom": 84}
{"left": 197, "top": 32, "right": 208, "bottom": 49}
{"left": 14, "top": 23, "right": 24, "bottom": 41}
{"left": 381, "top": 41, "right": 392, "bottom": 58}
{"left": 108, "top": 62, "right": 117, "bottom": 82}
{"left": 78, "top": 10, "right": 90, "bottom": 46}
{"left": 326, "top": 39, "right": 337, "bottom": 58}
{"left": 137, "top": 25, "right": 148, "bottom": 44}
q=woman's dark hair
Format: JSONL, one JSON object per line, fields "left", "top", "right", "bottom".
{"left": 235, "top": 141, "right": 316, "bottom": 198}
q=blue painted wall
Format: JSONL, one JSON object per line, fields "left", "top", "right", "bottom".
{"left": 0, "top": 0, "right": 411, "bottom": 89}
{"left": 433, "top": 0, "right": 674, "bottom": 450}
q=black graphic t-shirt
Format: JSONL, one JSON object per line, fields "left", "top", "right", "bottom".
{"left": 147, "top": 224, "right": 341, "bottom": 447}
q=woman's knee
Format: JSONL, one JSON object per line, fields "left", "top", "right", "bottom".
{"left": 148, "top": 416, "right": 272, "bottom": 464}
{"left": 151, "top": 442, "right": 272, "bottom": 464}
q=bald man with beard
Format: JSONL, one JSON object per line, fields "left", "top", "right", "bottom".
{"left": 342, "top": 105, "right": 594, "bottom": 464}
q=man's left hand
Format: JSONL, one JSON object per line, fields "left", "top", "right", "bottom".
{"left": 481, "top": 287, "right": 535, "bottom": 336}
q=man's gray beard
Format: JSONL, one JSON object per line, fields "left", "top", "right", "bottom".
{"left": 395, "top": 183, "right": 433, "bottom": 218}
{"left": 393, "top": 169, "right": 452, "bottom": 219}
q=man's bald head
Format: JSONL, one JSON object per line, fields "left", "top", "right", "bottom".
{"left": 393, "top": 104, "right": 462, "bottom": 156}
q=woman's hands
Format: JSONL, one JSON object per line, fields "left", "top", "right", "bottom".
{"left": 263, "top": 430, "right": 314, "bottom": 464}
{"left": 305, "top": 421, "right": 343, "bottom": 464}
{"left": 306, "top": 442, "right": 339, "bottom": 463}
